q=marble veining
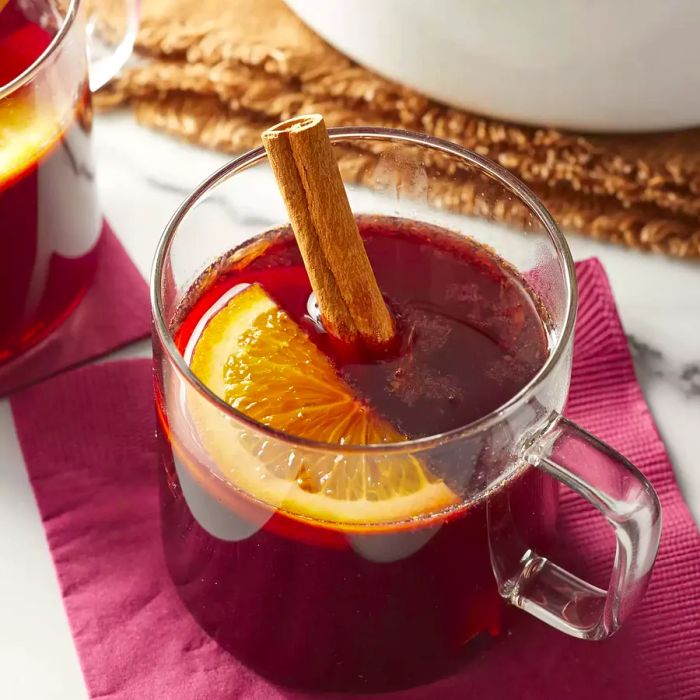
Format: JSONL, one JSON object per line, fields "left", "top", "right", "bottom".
{"left": 630, "top": 336, "right": 700, "bottom": 399}
{"left": 143, "top": 174, "right": 276, "bottom": 229}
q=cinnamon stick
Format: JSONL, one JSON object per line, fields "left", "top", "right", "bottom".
{"left": 262, "top": 114, "right": 395, "bottom": 347}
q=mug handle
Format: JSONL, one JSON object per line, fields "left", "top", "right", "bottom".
{"left": 489, "top": 415, "right": 662, "bottom": 640}
{"left": 86, "top": 0, "right": 140, "bottom": 91}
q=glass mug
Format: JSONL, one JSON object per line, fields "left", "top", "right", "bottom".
{"left": 152, "top": 128, "right": 662, "bottom": 692}
{"left": 0, "top": 0, "right": 138, "bottom": 368}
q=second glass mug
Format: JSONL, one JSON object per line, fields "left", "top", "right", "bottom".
{"left": 0, "top": 0, "right": 138, "bottom": 370}
{"left": 153, "top": 128, "right": 662, "bottom": 692}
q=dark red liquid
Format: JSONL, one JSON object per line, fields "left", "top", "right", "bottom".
{"left": 156, "top": 217, "right": 556, "bottom": 691}
{"left": 0, "top": 0, "right": 101, "bottom": 364}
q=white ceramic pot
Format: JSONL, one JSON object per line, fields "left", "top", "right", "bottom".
{"left": 285, "top": 0, "right": 700, "bottom": 133}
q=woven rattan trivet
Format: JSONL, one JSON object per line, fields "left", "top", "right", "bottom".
{"left": 98, "top": 0, "right": 700, "bottom": 258}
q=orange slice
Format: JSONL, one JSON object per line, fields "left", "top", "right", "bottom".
{"left": 0, "top": 97, "right": 63, "bottom": 188}
{"left": 186, "top": 283, "right": 457, "bottom": 526}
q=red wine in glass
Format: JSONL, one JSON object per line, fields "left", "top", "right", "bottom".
{"left": 156, "top": 215, "right": 558, "bottom": 691}
{"left": 0, "top": 0, "right": 101, "bottom": 364}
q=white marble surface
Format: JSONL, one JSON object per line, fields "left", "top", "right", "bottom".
{"left": 1, "top": 111, "right": 699, "bottom": 699}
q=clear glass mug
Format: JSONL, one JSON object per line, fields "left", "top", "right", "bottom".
{"left": 0, "top": 0, "right": 138, "bottom": 369}
{"left": 152, "top": 128, "right": 662, "bottom": 692}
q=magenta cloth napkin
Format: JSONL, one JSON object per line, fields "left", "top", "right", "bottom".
{"left": 0, "top": 222, "right": 150, "bottom": 395}
{"left": 10, "top": 259, "right": 700, "bottom": 699}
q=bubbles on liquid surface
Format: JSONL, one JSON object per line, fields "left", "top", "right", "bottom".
{"left": 306, "top": 292, "right": 326, "bottom": 333}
